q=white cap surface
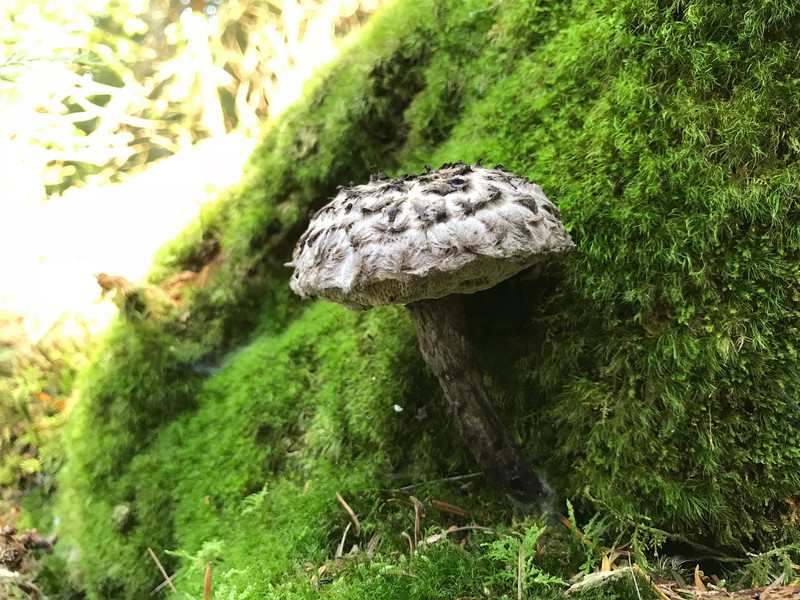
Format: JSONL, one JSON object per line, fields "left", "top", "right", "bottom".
{"left": 288, "top": 161, "right": 575, "bottom": 310}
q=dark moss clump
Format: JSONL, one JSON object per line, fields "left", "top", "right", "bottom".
{"left": 56, "top": 0, "right": 800, "bottom": 596}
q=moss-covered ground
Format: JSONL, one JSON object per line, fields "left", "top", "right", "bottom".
{"left": 23, "top": 0, "right": 800, "bottom": 596}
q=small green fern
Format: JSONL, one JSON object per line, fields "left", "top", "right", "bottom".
{"left": 483, "top": 522, "right": 568, "bottom": 595}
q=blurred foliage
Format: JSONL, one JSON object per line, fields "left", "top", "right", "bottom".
{"left": 0, "top": 312, "right": 94, "bottom": 524}
{"left": 0, "top": 0, "right": 384, "bottom": 198}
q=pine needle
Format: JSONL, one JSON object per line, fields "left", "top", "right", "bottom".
{"left": 335, "top": 492, "right": 361, "bottom": 536}
{"left": 430, "top": 500, "right": 471, "bottom": 518}
{"left": 414, "top": 502, "right": 420, "bottom": 549}
{"left": 402, "top": 531, "right": 415, "bottom": 554}
{"left": 366, "top": 532, "right": 381, "bottom": 556}
{"left": 203, "top": 563, "right": 211, "bottom": 600}
{"left": 336, "top": 522, "right": 352, "bottom": 559}
{"left": 629, "top": 553, "right": 642, "bottom": 600}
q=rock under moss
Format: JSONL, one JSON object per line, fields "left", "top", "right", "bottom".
{"left": 56, "top": 0, "right": 800, "bottom": 596}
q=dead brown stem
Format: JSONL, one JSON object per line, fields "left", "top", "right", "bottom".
{"left": 335, "top": 492, "right": 361, "bottom": 536}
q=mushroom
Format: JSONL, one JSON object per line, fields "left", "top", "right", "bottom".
{"left": 287, "top": 160, "right": 575, "bottom": 501}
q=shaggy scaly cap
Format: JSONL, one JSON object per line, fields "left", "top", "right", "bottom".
{"left": 288, "top": 161, "right": 575, "bottom": 310}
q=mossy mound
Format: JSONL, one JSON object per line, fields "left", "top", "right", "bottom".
{"left": 55, "top": 0, "right": 800, "bottom": 596}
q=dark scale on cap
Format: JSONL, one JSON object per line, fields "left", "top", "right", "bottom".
{"left": 413, "top": 203, "right": 429, "bottom": 221}
{"left": 374, "top": 220, "right": 409, "bottom": 235}
{"left": 449, "top": 177, "right": 469, "bottom": 190}
{"left": 517, "top": 197, "right": 539, "bottom": 214}
{"left": 306, "top": 230, "right": 321, "bottom": 248}
{"left": 427, "top": 182, "right": 456, "bottom": 196}
{"left": 541, "top": 203, "right": 562, "bottom": 220}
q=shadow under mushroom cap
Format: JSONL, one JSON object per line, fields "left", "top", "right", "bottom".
{"left": 288, "top": 162, "right": 575, "bottom": 310}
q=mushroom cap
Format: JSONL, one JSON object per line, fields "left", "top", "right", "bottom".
{"left": 287, "top": 161, "right": 575, "bottom": 310}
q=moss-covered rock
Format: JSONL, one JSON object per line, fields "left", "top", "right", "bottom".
{"left": 56, "top": 0, "right": 800, "bottom": 596}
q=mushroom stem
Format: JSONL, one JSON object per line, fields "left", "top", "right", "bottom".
{"left": 406, "top": 295, "right": 549, "bottom": 502}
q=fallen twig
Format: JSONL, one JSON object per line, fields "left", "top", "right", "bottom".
{"left": 386, "top": 473, "right": 482, "bottom": 493}
{"left": 147, "top": 548, "right": 179, "bottom": 597}
{"left": 419, "top": 525, "right": 497, "bottom": 547}
{"left": 387, "top": 498, "right": 415, "bottom": 507}
{"left": 149, "top": 572, "right": 179, "bottom": 596}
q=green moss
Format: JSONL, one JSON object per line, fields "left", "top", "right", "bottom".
{"left": 62, "top": 302, "right": 460, "bottom": 596}
{"left": 55, "top": 0, "right": 800, "bottom": 596}
{"left": 439, "top": 0, "right": 800, "bottom": 542}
